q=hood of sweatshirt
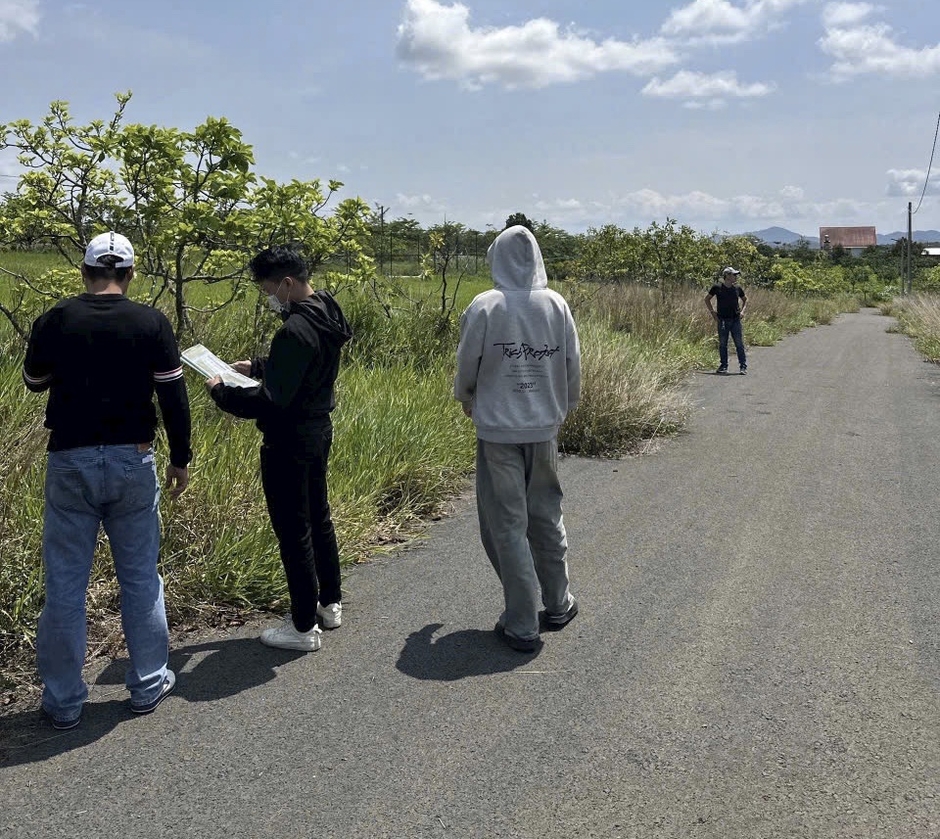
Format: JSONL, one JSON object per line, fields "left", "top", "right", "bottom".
{"left": 486, "top": 225, "right": 548, "bottom": 292}
{"left": 282, "top": 289, "right": 353, "bottom": 347}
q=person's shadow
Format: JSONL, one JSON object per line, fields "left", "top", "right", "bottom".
{"left": 395, "top": 623, "right": 542, "bottom": 682}
{"left": 0, "top": 637, "right": 303, "bottom": 768}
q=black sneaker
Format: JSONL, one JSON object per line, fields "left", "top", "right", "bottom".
{"left": 45, "top": 709, "right": 81, "bottom": 730}
{"left": 130, "top": 670, "right": 176, "bottom": 715}
{"left": 540, "top": 598, "right": 579, "bottom": 631}
{"left": 740, "top": 367, "right": 747, "bottom": 375}
{"left": 494, "top": 623, "right": 540, "bottom": 653}
{"left": 716, "top": 366, "right": 728, "bottom": 375}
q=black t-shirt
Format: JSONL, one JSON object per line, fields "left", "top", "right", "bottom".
{"left": 708, "top": 283, "right": 746, "bottom": 318}
{"left": 22, "top": 294, "right": 192, "bottom": 466}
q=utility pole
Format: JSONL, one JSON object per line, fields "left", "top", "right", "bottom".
{"left": 375, "top": 204, "right": 388, "bottom": 277}
{"left": 907, "top": 201, "right": 913, "bottom": 295}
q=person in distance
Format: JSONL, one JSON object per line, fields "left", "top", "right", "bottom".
{"left": 705, "top": 266, "right": 748, "bottom": 375}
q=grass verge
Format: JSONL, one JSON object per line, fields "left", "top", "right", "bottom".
{"left": 883, "top": 294, "right": 940, "bottom": 361}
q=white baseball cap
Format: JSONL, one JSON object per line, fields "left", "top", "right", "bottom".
{"left": 721, "top": 266, "right": 741, "bottom": 276}
{"left": 84, "top": 231, "right": 135, "bottom": 268}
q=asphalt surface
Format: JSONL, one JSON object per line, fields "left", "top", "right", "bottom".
{"left": 2, "top": 308, "right": 939, "bottom": 839}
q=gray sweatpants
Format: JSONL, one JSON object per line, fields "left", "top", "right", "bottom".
{"left": 475, "top": 438, "right": 575, "bottom": 641}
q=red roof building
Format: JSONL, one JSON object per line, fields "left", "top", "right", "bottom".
{"left": 819, "top": 226, "right": 877, "bottom": 251}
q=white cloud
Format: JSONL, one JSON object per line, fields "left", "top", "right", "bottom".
{"left": 0, "top": 0, "right": 39, "bottom": 41}
{"left": 661, "top": 0, "right": 808, "bottom": 45}
{"left": 600, "top": 186, "right": 871, "bottom": 227}
{"left": 820, "top": 5, "right": 940, "bottom": 79}
{"left": 682, "top": 99, "right": 730, "bottom": 110}
{"left": 530, "top": 198, "right": 586, "bottom": 222}
{"left": 616, "top": 187, "right": 730, "bottom": 219}
{"left": 641, "top": 70, "right": 774, "bottom": 104}
{"left": 808, "top": 197, "right": 874, "bottom": 222}
{"left": 886, "top": 168, "right": 940, "bottom": 197}
{"left": 475, "top": 185, "right": 887, "bottom": 234}
{"left": 395, "top": 192, "right": 447, "bottom": 213}
{"left": 821, "top": 2, "right": 877, "bottom": 28}
{"left": 534, "top": 198, "right": 583, "bottom": 212}
{"left": 396, "top": 0, "right": 680, "bottom": 89}
{"left": 287, "top": 152, "right": 322, "bottom": 165}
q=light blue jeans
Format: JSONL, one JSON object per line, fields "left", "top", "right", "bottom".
{"left": 38, "top": 444, "right": 168, "bottom": 721}
{"left": 718, "top": 317, "right": 747, "bottom": 369}
{"left": 475, "top": 439, "right": 575, "bottom": 642}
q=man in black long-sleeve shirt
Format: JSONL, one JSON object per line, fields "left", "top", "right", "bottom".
{"left": 23, "top": 231, "right": 191, "bottom": 729}
{"left": 207, "top": 245, "right": 352, "bottom": 652}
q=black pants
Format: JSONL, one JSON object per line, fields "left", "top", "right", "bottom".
{"left": 260, "top": 431, "right": 342, "bottom": 633}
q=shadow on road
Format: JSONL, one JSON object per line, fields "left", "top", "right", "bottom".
{"left": 396, "top": 622, "right": 540, "bottom": 682}
{"left": 0, "top": 637, "right": 301, "bottom": 768}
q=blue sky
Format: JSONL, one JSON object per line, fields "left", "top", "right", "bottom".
{"left": 1, "top": 0, "right": 939, "bottom": 236}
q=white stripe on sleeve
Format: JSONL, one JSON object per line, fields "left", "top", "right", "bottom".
{"left": 23, "top": 368, "right": 52, "bottom": 386}
{"left": 153, "top": 366, "right": 184, "bottom": 383}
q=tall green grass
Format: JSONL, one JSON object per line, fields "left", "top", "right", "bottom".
{"left": 157, "top": 359, "right": 476, "bottom": 617}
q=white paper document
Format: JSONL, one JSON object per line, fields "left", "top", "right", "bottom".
{"left": 181, "top": 344, "right": 259, "bottom": 389}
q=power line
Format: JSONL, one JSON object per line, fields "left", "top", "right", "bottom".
{"left": 913, "top": 110, "right": 940, "bottom": 215}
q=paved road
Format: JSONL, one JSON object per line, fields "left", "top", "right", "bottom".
{"left": 2, "top": 309, "right": 939, "bottom": 839}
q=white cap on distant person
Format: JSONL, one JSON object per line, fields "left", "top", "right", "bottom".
{"left": 721, "top": 266, "right": 741, "bottom": 276}
{"left": 84, "top": 231, "right": 135, "bottom": 268}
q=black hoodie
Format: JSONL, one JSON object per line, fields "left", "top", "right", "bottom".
{"left": 210, "top": 290, "right": 352, "bottom": 457}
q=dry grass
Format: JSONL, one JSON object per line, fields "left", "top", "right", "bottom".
{"left": 560, "top": 318, "right": 692, "bottom": 456}
{"left": 887, "top": 294, "right": 940, "bottom": 361}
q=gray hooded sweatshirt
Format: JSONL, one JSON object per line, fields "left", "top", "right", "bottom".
{"left": 454, "top": 225, "right": 581, "bottom": 444}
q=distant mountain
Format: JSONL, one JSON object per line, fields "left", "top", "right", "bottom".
{"left": 745, "top": 227, "right": 819, "bottom": 247}
{"left": 742, "top": 227, "right": 940, "bottom": 248}
{"left": 724, "top": 226, "right": 940, "bottom": 248}
{"left": 746, "top": 226, "right": 810, "bottom": 245}
{"left": 878, "top": 230, "right": 940, "bottom": 245}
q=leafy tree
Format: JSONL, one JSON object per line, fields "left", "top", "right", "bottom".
{"left": 532, "top": 220, "right": 582, "bottom": 281}
{"left": 754, "top": 241, "right": 777, "bottom": 258}
{"left": 772, "top": 258, "right": 815, "bottom": 294}
{"left": 829, "top": 243, "right": 848, "bottom": 265}
{"left": 0, "top": 93, "right": 373, "bottom": 337}
{"left": 385, "top": 215, "right": 422, "bottom": 273}
{"left": 713, "top": 235, "right": 774, "bottom": 287}
{"left": 641, "top": 218, "right": 709, "bottom": 299}
{"left": 790, "top": 237, "right": 817, "bottom": 266}
{"left": 504, "top": 212, "right": 534, "bottom": 232}
{"left": 575, "top": 224, "right": 640, "bottom": 284}
{"left": 922, "top": 263, "right": 940, "bottom": 290}
{"left": 423, "top": 221, "right": 467, "bottom": 316}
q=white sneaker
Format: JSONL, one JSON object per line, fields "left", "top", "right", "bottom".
{"left": 260, "top": 617, "right": 322, "bottom": 651}
{"left": 316, "top": 601, "right": 342, "bottom": 629}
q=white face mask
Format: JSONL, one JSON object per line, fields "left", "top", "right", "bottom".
{"left": 266, "top": 279, "right": 286, "bottom": 313}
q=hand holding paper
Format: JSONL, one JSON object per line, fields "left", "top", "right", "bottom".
{"left": 182, "top": 344, "right": 258, "bottom": 389}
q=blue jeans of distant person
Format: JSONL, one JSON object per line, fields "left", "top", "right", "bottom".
{"left": 718, "top": 317, "right": 747, "bottom": 370}
{"left": 475, "top": 438, "right": 575, "bottom": 643}
{"left": 37, "top": 444, "right": 168, "bottom": 722}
